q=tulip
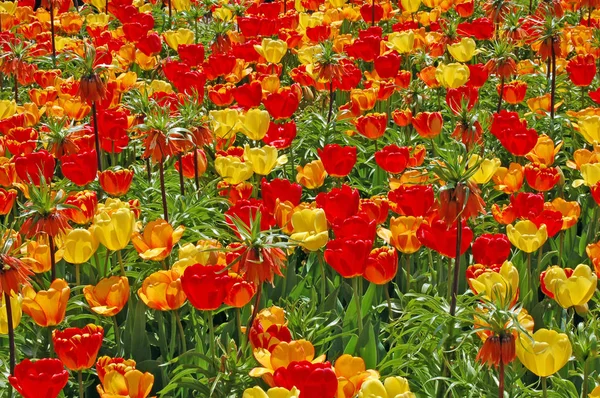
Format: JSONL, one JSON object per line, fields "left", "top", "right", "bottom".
{"left": 468, "top": 155, "right": 501, "bottom": 184}
{"left": 358, "top": 376, "right": 415, "bottom": 398}
{"left": 364, "top": 246, "right": 398, "bottom": 284}
{"left": 510, "top": 192, "right": 544, "bottom": 219}
{"left": 175, "top": 150, "right": 208, "bottom": 179}
{"left": 524, "top": 162, "right": 560, "bottom": 192}
{"left": 296, "top": 160, "right": 327, "bottom": 189}
{"left": 0, "top": 188, "right": 16, "bottom": 215}
{"left": 131, "top": 219, "right": 185, "bottom": 261}
{"left": 14, "top": 150, "right": 55, "bottom": 186}
{"left": 540, "top": 264, "right": 597, "bottom": 309}
{"left": 62, "top": 228, "right": 99, "bottom": 265}
{"left": 243, "top": 386, "right": 300, "bottom": 398}
{"left": 21, "top": 279, "right": 69, "bottom": 327}
{"left": 234, "top": 81, "right": 263, "bottom": 109}
{"left": 318, "top": 144, "right": 357, "bottom": 178}
{"left": 98, "top": 169, "right": 134, "bottom": 196}
{"left": 377, "top": 216, "right": 423, "bottom": 254}
{"left": 209, "top": 109, "right": 241, "bottom": 140}
{"left": 385, "top": 31, "right": 414, "bottom": 53}
{"left": 0, "top": 293, "right": 21, "bottom": 334}
{"left": 355, "top": 113, "right": 387, "bottom": 139}
{"left": 526, "top": 134, "right": 561, "bottom": 166}
{"left": 163, "top": 28, "right": 195, "bottom": 50}
{"left": 566, "top": 54, "right": 596, "bottom": 87}
{"left": 492, "top": 163, "right": 524, "bottom": 194}
{"left": 215, "top": 156, "right": 254, "bottom": 185}
{"left": 435, "top": 63, "right": 470, "bottom": 89}
{"left": 63, "top": 191, "right": 98, "bottom": 225}
{"left": 61, "top": 150, "right": 97, "bottom": 186}
{"left": 240, "top": 108, "right": 271, "bottom": 140}
{"left": 83, "top": 276, "right": 129, "bottom": 317}
{"left": 500, "top": 81, "right": 527, "bottom": 104}
{"left": 417, "top": 219, "right": 473, "bottom": 258}
{"left": 516, "top": 329, "right": 572, "bottom": 377}
{"left": 506, "top": 220, "right": 547, "bottom": 253}
{"left": 97, "top": 369, "right": 154, "bottom": 398}
{"left": 254, "top": 38, "right": 288, "bottom": 64}
{"left": 577, "top": 115, "right": 600, "bottom": 144}
{"left": 8, "top": 358, "right": 69, "bottom": 398}
{"left": 316, "top": 184, "right": 360, "bottom": 224}
{"left": 21, "top": 234, "right": 62, "bottom": 274}
{"left": 272, "top": 361, "right": 338, "bottom": 397}
{"left": 325, "top": 238, "right": 372, "bottom": 278}
{"left": 244, "top": 145, "right": 285, "bottom": 175}
{"left": 138, "top": 270, "right": 186, "bottom": 311}
{"left": 388, "top": 185, "right": 434, "bottom": 217}
{"left": 375, "top": 145, "right": 410, "bottom": 174}
{"left": 580, "top": 163, "right": 600, "bottom": 186}
{"left": 93, "top": 202, "right": 135, "bottom": 251}
{"left": 290, "top": 208, "right": 329, "bottom": 251}
{"left": 53, "top": 324, "right": 104, "bottom": 371}
{"left": 472, "top": 234, "right": 511, "bottom": 266}
{"left": 411, "top": 112, "right": 443, "bottom": 138}
{"left": 545, "top": 198, "right": 580, "bottom": 230}
{"left": 470, "top": 261, "right": 519, "bottom": 305}
{"left": 447, "top": 37, "right": 476, "bottom": 62}
{"left": 400, "top": 0, "right": 421, "bottom": 13}
{"left": 181, "top": 264, "right": 232, "bottom": 311}
{"left": 261, "top": 178, "right": 302, "bottom": 212}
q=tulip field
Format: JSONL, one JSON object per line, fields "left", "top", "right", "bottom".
{"left": 3, "top": 0, "right": 600, "bottom": 397}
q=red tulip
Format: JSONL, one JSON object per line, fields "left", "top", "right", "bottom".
{"left": 375, "top": 144, "right": 410, "bottom": 174}
{"left": 273, "top": 361, "right": 338, "bottom": 398}
{"left": 225, "top": 199, "right": 277, "bottom": 235}
{"left": 345, "top": 36, "right": 382, "bottom": 62}
{"left": 98, "top": 169, "right": 134, "bottom": 197}
{"left": 15, "top": 150, "right": 55, "bottom": 186}
{"left": 472, "top": 234, "right": 511, "bottom": 266}
{"left": 531, "top": 209, "right": 563, "bottom": 238}
{"left": 466, "top": 64, "right": 489, "bottom": 88}
{"left": 261, "top": 178, "right": 303, "bottom": 212}
{"left": 364, "top": 246, "right": 398, "bottom": 284}
{"left": 6, "top": 127, "right": 38, "bottom": 155}
{"left": 510, "top": 192, "right": 544, "bottom": 220}
{"left": 233, "top": 81, "right": 263, "bottom": 109}
{"left": 135, "top": 32, "right": 162, "bottom": 56}
{"left": 325, "top": 238, "right": 373, "bottom": 278}
{"left": 178, "top": 43, "right": 205, "bottom": 67}
{"left": 175, "top": 150, "right": 208, "bottom": 179}
{"left": 388, "top": 185, "right": 435, "bottom": 217}
{"left": 9, "top": 358, "right": 69, "bottom": 398}
{"left": 249, "top": 322, "right": 292, "bottom": 352}
{"left": 412, "top": 112, "right": 443, "bottom": 139}
{"left": 263, "top": 121, "right": 297, "bottom": 149}
{"left": 417, "top": 219, "right": 473, "bottom": 258}
{"left": 316, "top": 184, "right": 360, "bottom": 224}
{"left": 524, "top": 162, "right": 560, "bottom": 192}
{"left": 490, "top": 111, "right": 538, "bottom": 156}
{"left": 359, "top": 3, "right": 384, "bottom": 24}
{"left": 446, "top": 86, "right": 479, "bottom": 114}
{"left": 456, "top": 0, "right": 474, "bottom": 17}
{"left": 208, "top": 84, "right": 235, "bottom": 107}
{"left": 263, "top": 88, "right": 301, "bottom": 120}
{"left": 332, "top": 213, "right": 377, "bottom": 241}
{"left": 567, "top": 54, "right": 596, "bottom": 87}
{"left": 354, "top": 113, "right": 387, "bottom": 139}
{"left": 374, "top": 52, "right": 401, "bottom": 79}
{"left": 53, "top": 324, "right": 104, "bottom": 371}
{"left": 61, "top": 150, "right": 97, "bottom": 186}
{"left": 0, "top": 188, "right": 16, "bottom": 215}
{"left": 181, "top": 264, "right": 232, "bottom": 311}
{"left": 306, "top": 24, "right": 331, "bottom": 43}
{"left": 204, "top": 52, "right": 236, "bottom": 79}
{"left": 318, "top": 144, "right": 357, "bottom": 178}
{"left": 63, "top": 190, "right": 98, "bottom": 224}
{"left": 499, "top": 81, "right": 527, "bottom": 104}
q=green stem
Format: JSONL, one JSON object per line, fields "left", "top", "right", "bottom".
{"left": 559, "top": 231, "right": 564, "bottom": 267}
{"left": 384, "top": 283, "right": 393, "bottom": 320}
{"left": 75, "top": 264, "right": 80, "bottom": 286}
{"left": 175, "top": 310, "right": 187, "bottom": 354}
{"left": 206, "top": 310, "right": 216, "bottom": 365}
{"left": 117, "top": 250, "right": 125, "bottom": 277}
{"left": 112, "top": 316, "right": 121, "bottom": 355}
{"left": 319, "top": 254, "right": 327, "bottom": 300}
{"left": 527, "top": 252, "right": 533, "bottom": 302}
{"left": 405, "top": 254, "right": 410, "bottom": 291}
{"left": 582, "top": 358, "right": 589, "bottom": 398}
{"left": 542, "top": 377, "right": 547, "bottom": 398}
{"left": 352, "top": 277, "right": 363, "bottom": 336}
{"left": 78, "top": 371, "right": 84, "bottom": 398}
{"left": 4, "top": 292, "right": 15, "bottom": 374}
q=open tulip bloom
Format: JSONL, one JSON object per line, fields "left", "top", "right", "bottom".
{"left": 1, "top": 0, "right": 600, "bottom": 397}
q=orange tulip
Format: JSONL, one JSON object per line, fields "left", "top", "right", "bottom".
{"left": 21, "top": 278, "right": 70, "bottom": 327}
{"left": 377, "top": 216, "right": 423, "bottom": 254}
{"left": 296, "top": 159, "right": 327, "bottom": 189}
{"left": 524, "top": 162, "right": 560, "bottom": 192}
{"left": 492, "top": 163, "right": 524, "bottom": 194}
{"left": 526, "top": 134, "right": 562, "bottom": 166}
{"left": 412, "top": 112, "right": 443, "bottom": 138}
{"left": 98, "top": 169, "right": 134, "bottom": 197}
{"left": 138, "top": 270, "right": 187, "bottom": 311}
{"left": 21, "top": 234, "right": 63, "bottom": 274}
{"left": 0, "top": 188, "right": 16, "bottom": 215}
{"left": 131, "top": 219, "right": 185, "bottom": 261}
{"left": 545, "top": 198, "right": 580, "bottom": 230}
{"left": 83, "top": 276, "right": 130, "bottom": 317}
{"left": 354, "top": 113, "right": 387, "bottom": 139}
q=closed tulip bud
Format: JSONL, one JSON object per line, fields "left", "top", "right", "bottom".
{"left": 576, "top": 115, "right": 600, "bottom": 144}
{"left": 138, "top": 270, "right": 187, "bottom": 311}
{"left": 364, "top": 246, "right": 398, "bottom": 284}
{"left": 83, "top": 276, "right": 130, "bottom": 317}
{"left": 254, "top": 38, "right": 288, "bottom": 64}
{"left": 0, "top": 293, "right": 21, "bottom": 334}
{"left": 0, "top": 188, "right": 16, "bottom": 215}
{"left": 447, "top": 38, "right": 476, "bottom": 63}
{"left": 98, "top": 169, "right": 134, "bottom": 197}
{"left": 506, "top": 220, "right": 547, "bottom": 253}
{"left": 318, "top": 144, "right": 357, "bottom": 177}
{"left": 62, "top": 228, "right": 99, "bottom": 265}
{"left": 468, "top": 155, "right": 501, "bottom": 184}
{"left": 97, "top": 369, "right": 154, "bottom": 398}
{"left": 93, "top": 202, "right": 135, "bottom": 251}
{"left": 163, "top": 28, "right": 195, "bottom": 50}
{"left": 215, "top": 155, "right": 254, "bottom": 185}
{"left": 244, "top": 145, "right": 286, "bottom": 175}
{"left": 401, "top": 0, "right": 421, "bottom": 12}
{"left": 516, "top": 329, "right": 572, "bottom": 377}
{"left": 290, "top": 208, "right": 329, "bottom": 251}
{"left": 240, "top": 108, "right": 271, "bottom": 141}
{"left": 392, "top": 109, "right": 412, "bottom": 127}
{"left": 412, "top": 112, "right": 443, "bottom": 139}
{"left": 386, "top": 31, "right": 414, "bottom": 54}
{"left": 22, "top": 279, "right": 70, "bottom": 327}
{"left": 53, "top": 324, "right": 104, "bottom": 371}
{"left": 540, "top": 264, "right": 597, "bottom": 308}
{"left": 435, "top": 63, "right": 470, "bottom": 89}
{"left": 296, "top": 160, "right": 327, "bottom": 189}
{"left": 354, "top": 113, "right": 387, "bottom": 140}
{"left": 500, "top": 81, "right": 527, "bottom": 104}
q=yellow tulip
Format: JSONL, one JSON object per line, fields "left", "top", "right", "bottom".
{"left": 97, "top": 369, "right": 154, "bottom": 398}
{"left": 210, "top": 108, "right": 241, "bottom": 140}
{"left": 506, "top": 220, "right": 547, "bottom": 253}
{"left": 131, "top": 219, "right": 185, "bottom": 261}
{"left": 21, "top": 279, "right": 70, "bottom": 327}
{"left": 297, "top": 45, "right": 323, "bottom": 65}
{"left": 0, "top": 99, "right": 16, "bottom": 120}
{"left": 93, "top": 200, "right": 135, "bottom": 251}
{"left": 447, "top": 37, "right": 476, "bottom": 62}
{"left": 541, "top": 264, "right": 597, "bottom": 309}
{"left": 435, "top": 63, "right": 470, "bottom": 89}
{"left": 163, "top": 28, "right": 195, "bottom": 50}
{"left": 289, "top": 208, "right": 329, "bottom": 251}
{"left": 577, "top": 115, "right": 600, "bottom": 144}
{"left": 296, "top": 160, "right": 327, "bottom": 189}
{"left": 240, "top": 108, "right": 270, "bottom": 141}
{"left": 0, "top": 1, "right": 17, "bottom": 15}
{"left": 172, "top": 0, "right": 191, "bottom": 11}
{"left": 400, "top": 0, "right": 421, "bottom": 13}
{"left": 62, "top": 228, "right": 99, "bottom": 264}
{"left": 242, "top": 386, "right": 300, "bottom": 398}
{"left": 148, "top": 80, "right": 174, "bottom": 95}
{"left": 468, "top": 155, "right": 501, "bottom": 184}
{"left": 254, "top": 38, "right": 288, "bottom": 64}
{"left": 215, "top": 155, "right": 254, "bottom": 184}
{"left": 213, "top": 5, "right": 233, "bottom": 21}
{"left": 580, "top": 163, "right": 600, "bottom": 186}
{"left": 385, "top": 31, "right": 415, "bottom": 54}
{"left": 0, "top": 293, "right": 21, "bottom": 334}
{"left": 470, "top": 261, "right": 519, "bottom": 305}
{"left": 516, "top": 329, "right": 572, "bottom": 377}
{"left": 358, "top": 376, "right": 415, "bottom": 398}
{"left": 244, "top": 145, "right": 286, "bottom": 175}
{"left": 83, "top": 276, "right": 130, "bottom": 316}
{"left": 86, "top": 13, "right": 110, "bottom": 28}
{"left": 590, "top": 386, "right": 600, "bottom": 397}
